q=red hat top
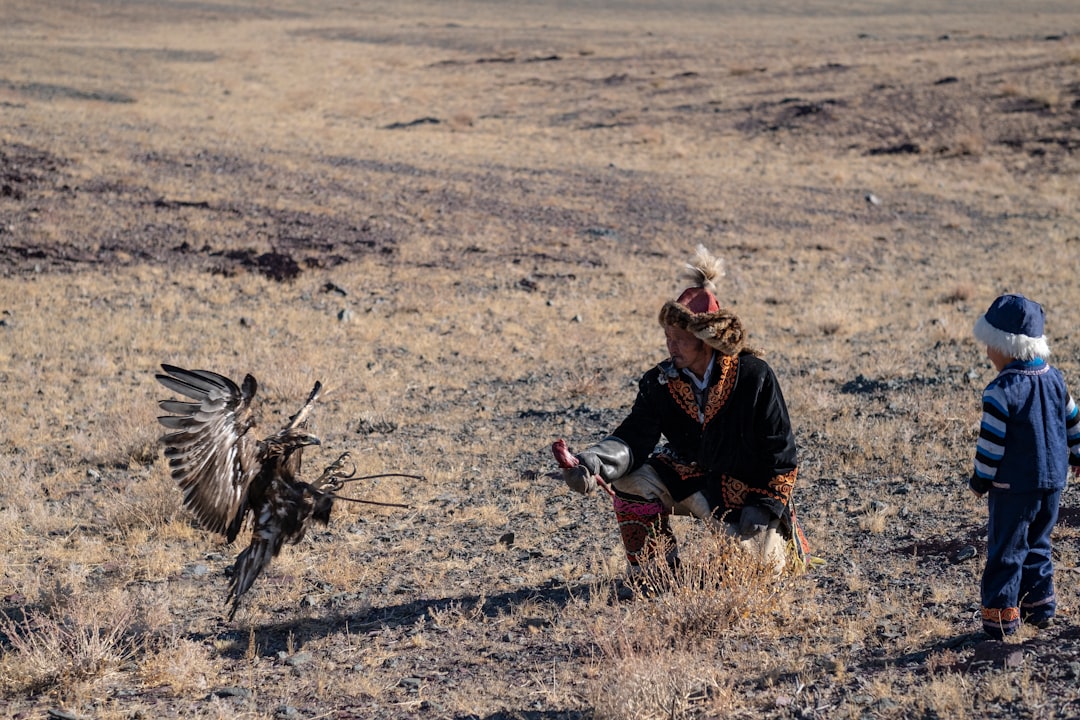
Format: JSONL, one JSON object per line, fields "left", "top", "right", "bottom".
{"left": 674, "top": 285, "right": 720, "bottom": 315}
{"left": 659, "top": 245, "right": 746, "bottom": 356}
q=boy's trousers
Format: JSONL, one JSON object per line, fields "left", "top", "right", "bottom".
{"left": 982, "top": 488, "right": 1060, "bottom": 637}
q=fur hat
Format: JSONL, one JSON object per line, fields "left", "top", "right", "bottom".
{"left": 658, "top": 245, "right": 745, "bottom": 356}
{"left": 973, "top": 293, "right": 1050, "bottom": 361}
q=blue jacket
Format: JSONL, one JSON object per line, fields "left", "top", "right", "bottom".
{"left": 973, "top": 358, "right": 1080, "bottom": 493}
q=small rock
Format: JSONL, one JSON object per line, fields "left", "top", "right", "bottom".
{"left": 951, "top": 545, "right": 977, "bottom": 563}
{"left": 971, "top": 640, "right": 1024, "bottom": 670}
{"left": 865, "top": 192, "right": 881, "bottom": 206}
{"left": 285, "top": 652, "right": 314, "bottom": 667}
{"left": 497, "top": 532, "right": 515, "bottom": 546}
{"left": 213, "top": 686, "right": 252, "bottom": 699}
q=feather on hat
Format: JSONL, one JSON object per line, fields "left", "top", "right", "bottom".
{"left": 658, "top": 245, "right": 746, "bottom": 356}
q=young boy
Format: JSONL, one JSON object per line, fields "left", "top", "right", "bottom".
{"left": 971, "top": 293, "right": 1080, "bottom": 639}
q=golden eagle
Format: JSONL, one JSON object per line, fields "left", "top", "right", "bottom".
{"left": 155, "top": 364, "right": 413, "bottom": 620}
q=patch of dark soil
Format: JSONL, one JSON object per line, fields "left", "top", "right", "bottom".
{"left": 0, "top": 79, "right": 134, "bottom": 104}
{"left": 383, "top": 116, "right": 442, "bottom": 130}
{"left": 891, "top": 525, "right": 986, "bottom": 563}
{"left": 737, "top": 98, "right": 845, "bottom": 133}
{"left": 1058, "top": 507, "right": 1080, "bottom": 528}
{"left": 216, "top": 249, "right": 302, "bottom": 282}
{"left": 0, "top": 139, "right": 398, "bottom": 279}
{"left": 0, "top": 142, "right": 66, "bottom": 199}
{"left": 839, "top": 373, "right": 946, "bottom": 397}
{"left": 469, "top": 712, "right": 593, "bottom": 720}
{"left": 138, "top": 148, "right": 261, "bottom": 177}
{"left": 792, "top": 62, "right": 851, "bottom": 76}
{"left": 867, "top": 142, "right": 921, "bottom": 155}
{"left": 116, "top": 48, "right": 219, "bottom": 63}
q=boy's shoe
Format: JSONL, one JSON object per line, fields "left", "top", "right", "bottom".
{"left": 1022, "top": 610, "right": 1055, "bottom": 630}
{"left": 982, "top": 606, "right": 1020, "bottom": 639}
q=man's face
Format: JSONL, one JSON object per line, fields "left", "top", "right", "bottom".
{"left": 665, "top": 324, "right": 712, "bottom": 372}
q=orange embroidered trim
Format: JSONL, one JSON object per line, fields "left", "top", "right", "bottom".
{"left": 701, "top": 354, "right": 738, "bottom": 425}
{"left": 666, "top": 377, "right": 698, "bottom": 421}
{"left": 652, "top": 453, "right": 703, "bottom": 484}
{"left": 982, "top": 606, "right": 1020, "bottom": 623}
{"left": 720, "top": 474, "right": 750, "bottom": 509}
{"left": 720, "top": 470, "right": 797, "bottom": 508}
{"left": 767, "top": 468, "right": 798, "bottom": 504}
{"left": 665, "top": 354, "right": 739, "bottom": 425}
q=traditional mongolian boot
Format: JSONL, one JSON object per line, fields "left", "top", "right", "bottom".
{"left": 612, "top": 491, "right": 678, "bottom": 576}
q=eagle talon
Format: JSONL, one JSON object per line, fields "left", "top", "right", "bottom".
{"left": 314, "top": 452, "right": 358, "bottom": 491}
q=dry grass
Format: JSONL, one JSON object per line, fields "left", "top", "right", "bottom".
{"left": 1, "top": 0, "right": 1080, "bottom": 718}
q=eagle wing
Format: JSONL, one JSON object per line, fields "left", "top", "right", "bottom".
{"left": 156, "top": 364, "right": 260, "bottom": 538}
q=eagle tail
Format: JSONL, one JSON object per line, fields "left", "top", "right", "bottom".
{"left": 226, "top": 534, "right": 275, "bottom": 621}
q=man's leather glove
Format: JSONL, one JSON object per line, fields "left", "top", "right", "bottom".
{"left": 553, "top": 437, "right": 631, "bottom": 495}
{"left": 969, "top": 473, "right": 991, "bottom": 496}
{"left": 562, "top": 466, "right": 597, "bottom": 495}
{"left": 576, "top": 437, "right": 632, "bottom": 481}
{"left": 738, "top": 505, "right": 772, "bottom": 538}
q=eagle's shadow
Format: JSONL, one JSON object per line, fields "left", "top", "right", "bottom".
{"left": 202, "top": 580, "right": 599, "bottom": 659}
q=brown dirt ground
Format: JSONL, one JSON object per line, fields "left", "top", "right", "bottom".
{"left": 2, "top": 1, "right": 1080, "bottom": 718}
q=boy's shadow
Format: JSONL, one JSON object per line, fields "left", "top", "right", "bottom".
{"left": 880, "top": 625, "right": 1080, "bottom": 673}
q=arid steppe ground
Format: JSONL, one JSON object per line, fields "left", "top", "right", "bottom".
{"left": 2, "top": 1, "right": 1080, "bottom": 718}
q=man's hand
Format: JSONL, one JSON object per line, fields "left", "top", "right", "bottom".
{"left": 562, "top": 466, "right": 597, "bottom": 495}
{"left": 738, "top": 505, "right": 771, "bottom": 538}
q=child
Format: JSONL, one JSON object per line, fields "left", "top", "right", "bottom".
{"left": 971, "top": 293, "right": 1080, "bottom": 639}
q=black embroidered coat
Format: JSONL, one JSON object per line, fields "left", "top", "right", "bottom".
{"left": 610, "top": 351, "right": 798, "bottom": 524}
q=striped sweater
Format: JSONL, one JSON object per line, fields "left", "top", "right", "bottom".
{"left": 972, "top": 358, "right": 1080, "bottom": 494}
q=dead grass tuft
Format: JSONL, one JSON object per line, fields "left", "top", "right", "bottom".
{"left": 942, "top": 283, "right": 976, "bottom": 304}
{"left": 137, "top": 634, "right": 217, "bottom": 695}
{"left": 581, "top": 531, "right": 791, "bottom": 717}
{"left": 590, "top": 651, "right": 733, "bottom": 720}
{"left": 0, "top": 589, "right": 139, "bottom": 694}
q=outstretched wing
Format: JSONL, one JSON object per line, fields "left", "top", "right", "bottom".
{"left": 156, "top": 364, "right": 260, "bottom": 538}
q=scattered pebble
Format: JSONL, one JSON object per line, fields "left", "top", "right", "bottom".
{"left": 951, "top": 545, "right": 977, "bottom": 563}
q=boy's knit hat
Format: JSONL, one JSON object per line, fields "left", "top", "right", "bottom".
{"left": 658, "top": 245, "right": 745, "bottom": 356}
{"left": 973, "top": 293, "right": 1050, "bottom": 361}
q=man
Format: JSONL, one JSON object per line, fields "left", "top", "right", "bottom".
{"left": 560, "top": 245, "right": 808, "bottom": 575}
